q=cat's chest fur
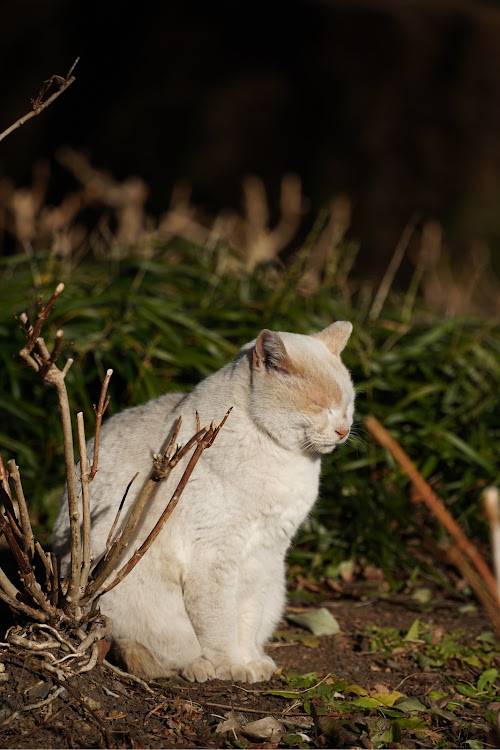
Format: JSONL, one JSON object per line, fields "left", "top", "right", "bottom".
{"left": 194, "top": 436, "right": 321, "bottom": 547}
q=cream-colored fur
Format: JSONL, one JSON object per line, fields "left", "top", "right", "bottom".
{"left": 52, "top": 322, "right": 355, "bottom": 683}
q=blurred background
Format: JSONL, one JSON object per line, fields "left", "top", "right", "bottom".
{"left": 2, "top": 0, "right": 500, "bottom": 286}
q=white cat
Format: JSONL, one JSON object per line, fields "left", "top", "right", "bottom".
{"left": 52, "top": 322, "right": 355, "bottom": 683}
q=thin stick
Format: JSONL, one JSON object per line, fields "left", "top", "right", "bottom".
{"left": 365, "top": 415, "right": 500, "bottom": 607}
{"left": 0, "top": 584, "right": 47, "bottom": 622}
{"left": 105, "top": 472, "right": 139, "bottom": 553}
{"left": 55, "top": 373, "right": 81, "bottom": 615}
{"left": 0, "top": 463, "right": 22, "bottom": 540}
{"left": 102, "top": 659, "right": 156, "bottom": 694}
{"left": 101, "top": 439, "right": 207, "bottom": 595}
{"left": 369, "top": 213, "right": 420, "bottom": 321}
{"left": 0, "top": 508, "right": 56, "bottom": 616}
{"left": 7, "top": 459, "right": 34, "bottom": 557}
{"left": 0, "top": 58, "right": 79, "bottom": 144}
{"left": 0, "top": 564, "right": 24, "bottom": 605}
{"left": 77, "top": 412, "right": 92, "bottom": 593}
{"left": 89, "top": 369, "right": 113, "bottom": 481}
{"left": 19, "top": 283, "right": 65, "bottom": 358}
{"left": 444, "top": 544, "right": 500, "bottom": 639}
{"left": 483, "top": 487, "right": 500, "bottom": 602}
{"left": 18, "top": 286, "right": 81, "bottom": 616}
{"left": 35, "top": 541, "right": 58, "bottom": 607}
{"left": 83, "top": 421, "right": 208, "bottom": 603}
{"left": 206, "top": 407, "right": 233, "bottom": 447}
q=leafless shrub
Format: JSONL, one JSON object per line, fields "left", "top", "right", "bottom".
{"left": 0, "top": 284, "right": 228, "bottom": 678}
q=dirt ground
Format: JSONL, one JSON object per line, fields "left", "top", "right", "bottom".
{"left": 0, "top": 587, "right": 497, "bottom": 750}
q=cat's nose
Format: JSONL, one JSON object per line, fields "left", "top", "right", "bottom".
{"left": 335, "top": 428, "right": 349, "bottom": 440}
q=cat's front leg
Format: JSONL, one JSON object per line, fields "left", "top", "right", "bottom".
{"left": 183, "top": 563, "right": 264, "bottom": 683}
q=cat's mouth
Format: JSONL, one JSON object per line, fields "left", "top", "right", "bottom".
{"left": 301, "top": 437, "right": 341, "bottom": 455}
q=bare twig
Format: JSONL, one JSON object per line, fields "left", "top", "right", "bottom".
{"left": 77, "top": 412, "right": 92, "bottom": 593}
{"left": 102, "top": 430, "right": 210, "bottom": 595}
{"left": 366, "top": 415, "right": 500, "bottom": 608}
{"left": 105, "top": 472, "right": 139, "bottom": 553}
{"left": 103, "top": 659, "right": 156, "bottom": 695}
{"left": 0, "top": 462, "right": 22, "bottom": 540}
{"left": 18, "top": 285, "right": 81, "bottom": 617}
{"left": 82, "top": 419, "right": 209, "bottom": 603}
{"left": 7, "top": 460, "right": 34, "bottom": 557}
{"left": 444, "top": 544, "right": 500, "bottom": 639}
{"left": 89, "top": 368, "right": 113, "bottom": 480}
{"left": 0, "top": 58, "right": 79, "bottom": 144}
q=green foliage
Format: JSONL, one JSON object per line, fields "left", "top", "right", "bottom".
{"left": 268, "top": 621, "right": 500, "bottom": 749}
{"left": 1, "top": 238, "right": 499, "bottom": 564}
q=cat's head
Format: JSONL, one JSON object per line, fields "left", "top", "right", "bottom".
{"left": 248, "top": 322, "right": 355, "bottom": 456}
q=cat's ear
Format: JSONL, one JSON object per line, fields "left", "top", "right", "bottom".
{"left": 314, "top": 321, "right": 353, "bottom": 355}
{"left": 253, "top": 330, "right": 293, "bottom": 374}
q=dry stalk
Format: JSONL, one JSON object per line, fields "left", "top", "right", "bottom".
{"left": 483, "top": 487, "right": 500, "bottom": 602}
{"left": 443, "top": 544, "right": 500, "bottom": 639}
{"left": 102, "top": 414, "right": 231, "bottom": 596}
{"left": 369, "top": 212, "right": 420, "bottom": 321}
{"left": 0, "top": 59, "right": 79, "bottom": 144}
{"left": 1, "top": 282, "right": 230, "bottom": 682}
{"left": 7, "top": 460, "right": 34, "bottom": 556}
{"left": 83, "top": 410, "right": 231, "bottom": 604}
{"left": 89, "top": 368, "right": 112, "bottom": 480}
{"left": 365, "top": 415, "right": 500, "bottom": 609}
{"left": 77, "top": 412, "right": 92, "bottom": 594}
{"left": 18, "top": 283, "right": 82, "bottom": 617}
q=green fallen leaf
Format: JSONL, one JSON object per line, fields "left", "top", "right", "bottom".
{"left": 274, "top": 630, "right": 319, "bottom": 648}
{"left": 404, "top": 618, "right": 420, "bottom": 641}
{"left": 286, "top": 608, "right": 341, "bottom": 636}
{"left": 346, "top": 684, "right": 369, "bottom": 696}
{"left": 477, "top": 631, "right": 497, "bottom": 645}
{"left": 477, "top": 668, "right": 498, "bottom": 693}
{"left": 352, "top": 696, "right": 384, "bottom": 709}
{"left": 393, "top": 696, "right": 427, "bottom": 713}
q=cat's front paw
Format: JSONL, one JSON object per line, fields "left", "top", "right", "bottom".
{"left": 247, "top": 656, "right": 277, "bottom": 682}
{"left": 215, "top": 656, "right": 276, "bottom": 683}
{"left": 181, "top": 657, "right": 216, "bottom": 683}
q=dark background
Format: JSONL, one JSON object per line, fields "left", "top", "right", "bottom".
{"left": 2, "top": 0, "right": 500, "bottom": 272}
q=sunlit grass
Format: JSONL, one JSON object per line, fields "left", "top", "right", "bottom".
{"left": 1, "top": 237, "right": 498, "bottom": 570}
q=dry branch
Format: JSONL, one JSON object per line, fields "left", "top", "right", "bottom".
{"left": 444, "top": 543, "right": 500, "bottom": 639}
{"left": 365, "top": 415, "right": 500, "bottom": 610}
{"left": 89, "top": 368, "right": 112, "bottom": 480}
{"left": 483, "top": 487, "right": 500, "bottom": 602}
{"left": 77, "top": 411, "right": 92, "bottom": 593}
{"left": 0, "top": 58, "right": 79, "bottom": 144}
{"left": 102, "top": 415, "right": 231, "bottom": 596}
{"left": 1, "top": 282, "right": 230, "bottom": 683}
{"left": 82, "top": 413, "right": 231, "bottom": 604}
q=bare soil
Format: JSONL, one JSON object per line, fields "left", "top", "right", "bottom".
{"left": 0, "top": 590, "right": 497, "bottom": 750}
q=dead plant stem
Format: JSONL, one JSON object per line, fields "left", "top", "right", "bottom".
{"left": 77, "top": 412, "right": 92, "bottom": 593}
{"left": 0, "top": 59, "right": 79, "bottom": 144}
{"left": 365, "top": 415, "right": 500, "bottom": 608}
